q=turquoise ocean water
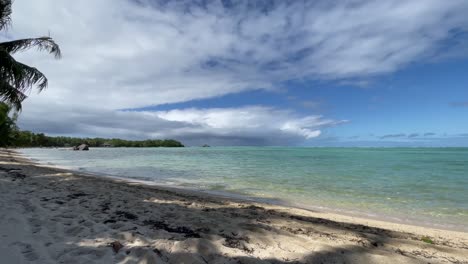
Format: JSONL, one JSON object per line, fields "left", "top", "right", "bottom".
{"left": 19, "top": 147, "right": 468, "bottom": 231}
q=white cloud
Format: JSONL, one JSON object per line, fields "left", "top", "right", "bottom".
{"left": 3, "top": 0, "right": 468, "bottom": 144}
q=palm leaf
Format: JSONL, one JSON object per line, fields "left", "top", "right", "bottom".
{"left": 0, "top": 37, "right": 62, "bottom": 58}
{"left": 0, "top": 47, "right": 48, "bottom": 91}
{"left": 0, "top": 0, "right": 12, "bottom": 31}
{"left": 0, "top": 79, "right": 26, "bottom": 111}
{"left": 0, "top": 0, "right": 61, "bottom": 111}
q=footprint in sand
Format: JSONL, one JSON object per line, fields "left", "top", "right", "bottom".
{"left": 11, "top": 242, "right": 39, "bottom": 261}
{"left": 64, "top": 226, "right": 85, "bottom": 237}
{"left": 18, "top": 199, "right": 36, "bottom": 213}
{"left": 28, "top": 218, "right": 43, "bottom": 234}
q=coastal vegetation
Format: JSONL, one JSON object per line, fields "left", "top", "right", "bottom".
{"left": 0, "top": 102, "right": 16, "bottom": 146}
{"left": 8, "top": 130, "right": 184, "bottom": 148}
{"left": 13, "top": 131, "right": 185, "bottom": 148}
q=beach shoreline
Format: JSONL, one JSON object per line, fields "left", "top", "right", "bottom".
{"left": 18, "top": 147, "right": 468, "bottom": 233}
{"left": 1, "top": 148, "right": 467, "bottom": 263}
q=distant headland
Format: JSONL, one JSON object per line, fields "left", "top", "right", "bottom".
{"left": 10, "top": 131, "right": 184, "bottom": 148}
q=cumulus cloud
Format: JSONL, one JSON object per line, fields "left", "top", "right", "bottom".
{"left": 4, "top": 0, "right": 468, "bottom": 144}
{"left": 156, "top": 106, "right": 347, "bottom": 144}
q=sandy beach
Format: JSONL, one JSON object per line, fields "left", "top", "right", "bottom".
{"left": 0, "top": 149, "right": 467, "bottom": 264}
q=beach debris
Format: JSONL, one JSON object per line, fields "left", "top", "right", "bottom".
{"left": 67, "top": 192, "right": 88, "bottom": 200}
{"left": 110, "top": 241, "right": 124, "bottom": 253}
{"left": 152, "top": 248, "right": 162, "bottom": 256}
{"left": 152, "top": 248, "right": 171, "bottom": 262}
{"left": 0, "top": 167, "right": 19, "bottom": 172}
{"left": 395, "top": 248, "right": 406, "bottom": 256}
{"left": 243, "top": 205, "right": 264, "bottom": 210}
{"left": 0, "top": 167, "right": 26, "bottom": 180}
{"left": 142, "top": 219, "right": 201, "bottom": 238}
{"left": 115, "top": 210, "right": 138, "bottom": 220}
{"left": 222, "top": 234, "right": 253, "bottom": 253}
{"left": 421, "top": 236, "right": 434, "bottom": 244}
{"left": 100, "top": 201, "right": 111, "bottom": 212}
{"left": 103, "top": 219, "right": 117, "bottom": 224}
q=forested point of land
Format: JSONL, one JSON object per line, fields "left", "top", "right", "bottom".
{"left": 10, "top": 131, "right": 184, "bottom": 148}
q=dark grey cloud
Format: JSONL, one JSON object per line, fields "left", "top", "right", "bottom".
{"left": 17, "top": 108, "right": 192, "bottom": 139}
{"left": 17, "top": 106, "right": 346, "bottom": 146}
{"left": 380, "top": 133, "right": 406, "bottom": 139}
{"left": 376, "top": 132, "right": 439, "bottom": 140}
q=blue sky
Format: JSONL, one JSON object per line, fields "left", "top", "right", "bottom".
{"left": 132, "top": 57, "right": 468, "bottom": 146}
{"left": 3, "top": 0, "right": 468, "bottom": 146}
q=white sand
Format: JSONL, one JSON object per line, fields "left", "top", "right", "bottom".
{"left": 1, "top": 149, "right": 467, "bottom": 264}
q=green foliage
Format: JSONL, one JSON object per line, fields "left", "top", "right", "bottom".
{"left": 0, "top": 102, "right": 17, "bottom": 146}
{"left": 0, "top": 0, "right": 61, "bottom": 110}
{"left": 11, "top": 130, "right": 184, "bottom": 148}
{"left": 421, "top": 236, "right": 434, "bottom": 244}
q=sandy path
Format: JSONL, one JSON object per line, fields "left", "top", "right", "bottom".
{"left": 0, "top": 149, "right": 467, "bottom": 263}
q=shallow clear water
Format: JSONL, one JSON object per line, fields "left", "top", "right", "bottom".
{"left": 20, "top": 147, "right": 468, "bottom": 230}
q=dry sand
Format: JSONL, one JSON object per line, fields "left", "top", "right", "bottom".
{"left": 0, "top": 149, "right": 467, "bottom": 264}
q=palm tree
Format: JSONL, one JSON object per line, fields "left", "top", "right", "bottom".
{"left": 0, "top": 0, "right": 61, "bottom": 111}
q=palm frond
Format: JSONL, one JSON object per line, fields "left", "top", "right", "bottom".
{"left": 0, "top": 79, "right": 26, "bottom": 111}
{"left": 0, "top": 0, "right": 60, "bottom": 111}
{"left": 0, "top": 37, "right": 62, "bottom": 58}
{"left": 0, "top": 47, "right": 48, "bottom": 92}
{"left": 0, "top": 0, "right": 12, "bottom": 31}
{"left": 15, "top": 61, "right": 48, "bottom": 91}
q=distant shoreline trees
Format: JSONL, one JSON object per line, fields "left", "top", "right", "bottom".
{"left": 0, "top": 102, "right": 16, "bottom": 146}
{"left": 12, "top": 130, "right": 184, "bottom": 148}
